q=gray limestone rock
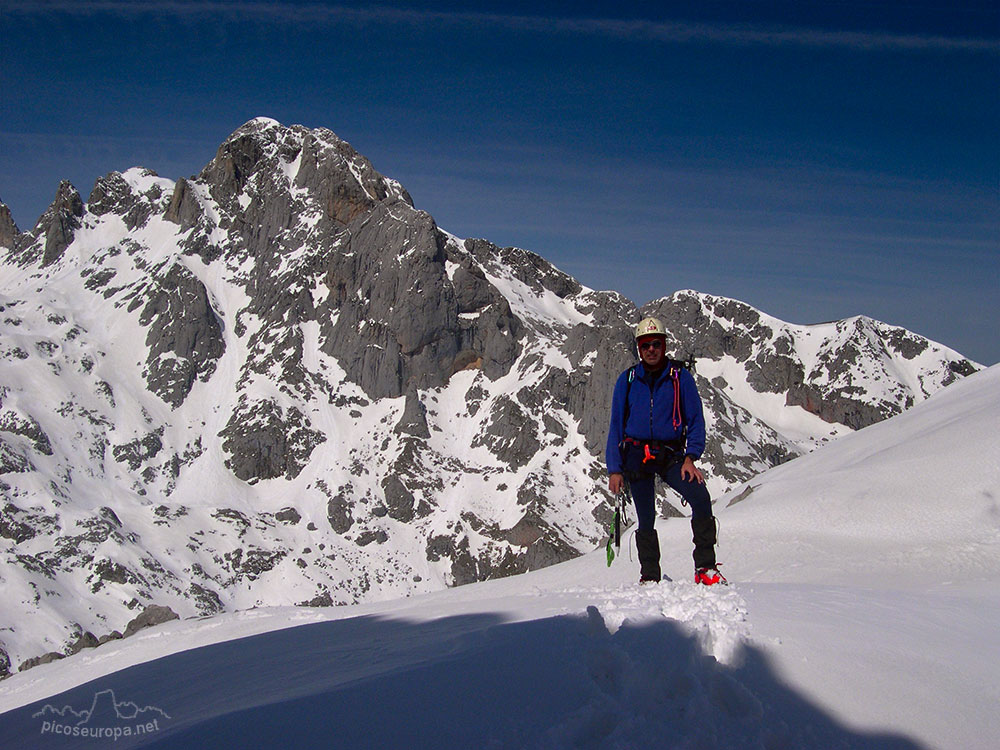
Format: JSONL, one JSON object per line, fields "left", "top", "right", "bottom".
{"left": 123, "top": 604, "right": 180, "bottom": 637}
{"left": 228, "top": 546, "right": 287, "bottom": 580}
{"left": 472, "top": 395, "right": 537, "bottom": 469}
{"left": 0, "top": 438, "right": 34, "bottom": 475}
{"left": 67, "top": 630, "right": 100, "bottom": 655}
{"left": 88, "top": 558, "right": 148, "bottom": 593}
{"left": 465, "top": 240, "right": 581, "bottom": 300}
{"left": 299, "top": 590, "right": 334, "bottom": 607}
{"left": 138, "top": 262, "right": 225, "bottom": 408}
{"left": 98, "top": 631, "right": 124, "bottom": 646}
{"left": 0, "top": 503, "right": 38, "bottom": 543}
{"left": 0, "top": 409, "right": 53, "bottom": 456}
{"left": 641, "top": 292, "right": 981, "bottom": 433}
{"left": 317, "top": 223, "right": 524, "bottom": 402}
{"left": 503, "top": 511, "right": 580, "bottom": 572}
{"left": 381, "top": 474, "right": 416, "bottom": 523}
{"left": 42, "top": 182, "right": 85, "bottom": 267}
{"left": 19, "top": 651, "right": 65, "bottom": 672}
{"left": 199, "top": 125, "right": 270, "bottom": 209}
{"left": 395, "top": 385, "right": 430, "bottom": 438}
{"left": 642, "top": 292, "right": 763, "bottom": 363}
{"left": 565, "top": 328, "right": 635, "bottom": 454}
{"left": 189, "top": 583, "right": 225, "bottom": 615}
{"left": 112, "top": 429, "right": 164, "bottom": 471}
{"left": 275, "top": 507, "right": 302, "bottom": 525}
{"left": 451, "top": 260, "right": 494, "bottom": 313}
{"left": 219, "top": 399, "right": 326, "bottom": 483}
{"left": 164, "top": 176, "right": 203, "bottom": 230}
{"left": 327, "top": 492, "right": 354, "bottom": 534}
{"left": 445, "top": 536, "right": 480, "bottom": 587}
{"left": 0, "top": 201, "right": 20, "bottom": 249}
{"left": 8, "top": 182, "right": 85, "bottom": 268}
{"left": 524, "top": 536, "right": 578, "bottom": 571}
{"left": 88, "top": 171, "right": 159, "bottom": 230}
{"left": 355, "top": 529, "right": 389, "bottom": 546}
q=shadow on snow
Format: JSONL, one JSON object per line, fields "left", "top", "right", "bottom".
{"left": 1, "top": 607, "right": 924, "bottom": 750}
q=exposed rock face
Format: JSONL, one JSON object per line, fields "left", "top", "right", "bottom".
{"left": 138, "top": 262, "right": 226, "bottom": 408}
{"left": 0, "top": 118, "right": 982, "bottom": 676}
{"left": 42, "top": 182, "right": 85, "bottom": 266}
{"left": 395, "top": 385, "right": 431, "bottom": 438}
{"left": 643, "top": 292, "right": 975, "bottom": 432}
{"left": 4, "top": 182, "right": 84, "bottom": 267}
{"left": 89, "top": 170, "right": 161, "bottom": 230}
{"left": 219, "top": 399, "right": 326, "bottom": 482}
{"left": 0, "top": 201, "right": 20, "bottom": 249}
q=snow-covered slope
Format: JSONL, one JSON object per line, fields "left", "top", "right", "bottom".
{"left": 710, "top": 359, "right": 1000, "bottom": 587}
{"left": 1, "top": 365, "right": 997, "bottom": 749}
{"left": 0, "top": 118, "right": 982, "bottom": 678}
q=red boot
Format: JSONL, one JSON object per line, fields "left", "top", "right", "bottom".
{"left": 694, "top": 565, "right": 727, "bottom": 586}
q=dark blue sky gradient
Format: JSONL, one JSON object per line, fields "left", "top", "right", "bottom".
{"left": 2, "top": 1, "right": 998, "bottom": 362}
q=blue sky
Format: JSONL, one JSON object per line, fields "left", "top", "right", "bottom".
{"left": 2, "top": 1, "right": 998, "bottom": 363}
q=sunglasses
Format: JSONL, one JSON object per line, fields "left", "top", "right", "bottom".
{"left": 639, "top": 340, "right": 664, "bottom": 352}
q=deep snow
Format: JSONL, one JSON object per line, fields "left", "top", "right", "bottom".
{"left": 1, "top": 365, "right": 998, "bottom": 749}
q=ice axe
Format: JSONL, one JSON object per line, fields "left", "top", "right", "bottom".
{"left": 606, "top": 488, "right": 628, "bottom": 566}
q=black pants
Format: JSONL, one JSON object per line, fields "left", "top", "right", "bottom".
{"left": 628, "top": 464, "right": 716, "bottom": 569}
{"left": 628, "top": 462, "right": 712, "bottom": 532}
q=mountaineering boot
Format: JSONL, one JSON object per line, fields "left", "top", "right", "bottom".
{"left": 635, "top": 528, "right": 661, "bottom": 583}
{"left": 691, "top": 516, "right": 718, "bottom": 575}
{"left": 695, "top": 565, "right": 727, "bottom": 586}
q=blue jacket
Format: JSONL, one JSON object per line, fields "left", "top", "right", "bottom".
{"left": 605, "top": 362, "right": 707, "bottom": 474}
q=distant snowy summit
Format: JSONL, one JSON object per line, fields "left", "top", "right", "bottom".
{"left": 0, "top": 118, "right": 981, "bottom": 678}
{"left": 647, "top": 289, "right": 977, "bottom": 438}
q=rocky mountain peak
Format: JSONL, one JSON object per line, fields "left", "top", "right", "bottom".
{"left": 198, "top": 118, "right": 413, "bottom": 222}
{"left": 4, "top": 180, "right": 84, "bottom": 269}
{"left": 0, "top": 118, "right": 983, "bottom": 678}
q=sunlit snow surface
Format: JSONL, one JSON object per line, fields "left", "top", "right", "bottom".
{"left": 2, "top": 366, "right": 998, "bottom": 749}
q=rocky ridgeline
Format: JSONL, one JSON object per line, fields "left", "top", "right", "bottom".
{"left": 644, "top": 292, "right": 977, "bottom": 431}
{"left": 0, "top": 118, "right": 980, "bottom": 676}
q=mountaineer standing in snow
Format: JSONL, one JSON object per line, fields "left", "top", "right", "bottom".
{"left": 606, "top": 317, "right": 725, "bottom": 585}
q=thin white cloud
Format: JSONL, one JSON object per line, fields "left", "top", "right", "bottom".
{"left": 5, "top": 1, "right": 997, "bottom": 54}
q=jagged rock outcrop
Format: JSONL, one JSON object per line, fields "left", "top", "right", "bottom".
{"left": 137, "top": 262, "right": 226, "bottom": 408}
{"left": 0, "top": 201, "right": 20, "bottom": 249}
{"left": 395, "top": 384, "right": 431, "bottom": 438}
{"left": 88, "top": 170, "right": 162, "bottom": 230}
{"left": 219, "top": 398, "right": 326, "bottom": 483}
{"left": 7, "top": 180, "right": 85, "bottom": 268}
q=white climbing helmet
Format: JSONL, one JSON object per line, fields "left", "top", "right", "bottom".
{"left": 634, "top": 317, "right": 666, "bottom": 340}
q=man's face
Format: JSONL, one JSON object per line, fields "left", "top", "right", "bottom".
{"left": 638, "top": 335, "right": 666, "bottom": 369}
